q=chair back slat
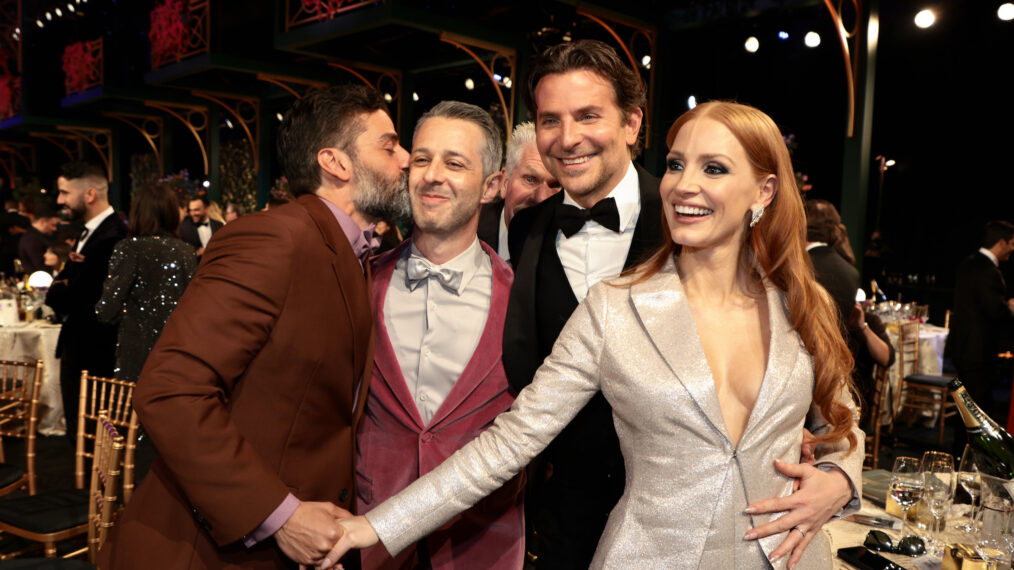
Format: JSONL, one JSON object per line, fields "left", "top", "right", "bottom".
{"left": 87, "top": 412, "right": 124, "bottom": 562}
{"left": 0, "top": 359, "right": 44, "bottom": 496}
{"left": 76, "top": 371, "right": 139, "bottom": 503}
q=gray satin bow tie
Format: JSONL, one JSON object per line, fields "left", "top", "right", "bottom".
{"left": 406, "top": 256, "right": 463, "bottom": 294}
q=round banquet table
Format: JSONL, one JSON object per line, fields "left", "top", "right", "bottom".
{"left": 0, "top": 322, "right": 65, "bottom": 436}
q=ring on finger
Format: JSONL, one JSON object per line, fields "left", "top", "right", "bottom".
{"left": 791, "top": 526, "right": 807, "bottom": 537}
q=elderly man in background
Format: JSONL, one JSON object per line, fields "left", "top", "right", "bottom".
{"left": 477, "top": 121, "right": 560, "bottom": 259}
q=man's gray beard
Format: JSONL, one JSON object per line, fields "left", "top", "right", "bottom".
{"left": 353, "top": 166, "right": 410, "bottom": 223}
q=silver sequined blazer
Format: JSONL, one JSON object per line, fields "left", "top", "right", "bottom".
{"left": 366, "top": 258, "right": 863, "bottom": 569}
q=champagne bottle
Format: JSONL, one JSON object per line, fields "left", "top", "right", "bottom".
{"left": 948, "top": 378, "right": 1014, "bottom": 479}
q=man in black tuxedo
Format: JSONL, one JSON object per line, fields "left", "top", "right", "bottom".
{"left": 945, "top": 220, "right": 1014, "bottom": 410}
{"left": 805, "top": 199, "right": 860, "bottom": 330}
{"left": 503, "top": 40, "right": 662, "bottom": 569}
{"left": 178, "top": 194, "right": 223, "bottom": 256}
{"left": 478, "top": 121, "right": 560, "bottom": 261}
{"left": 45, "top": 161, "right": 127, "bottom": 439}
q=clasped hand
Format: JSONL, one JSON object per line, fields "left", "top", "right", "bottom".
{"left": 274, "top": 501, "right": 353, "bottom": 567}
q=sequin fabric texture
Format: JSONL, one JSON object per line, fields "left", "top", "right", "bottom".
{"left": 96, "top": 235, "right": 197, "bottom": 382}
{"left": 366, "top": 259, "right": 863, "bottom": 569}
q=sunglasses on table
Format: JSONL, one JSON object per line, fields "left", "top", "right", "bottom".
{"left": 863, "top": 529, "right": 927, "bottom": 557}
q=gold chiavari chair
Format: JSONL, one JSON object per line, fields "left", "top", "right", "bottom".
{"left": 898, "top": 321, "right": 956, "bottom": 444}
{"left": 0, "top": 412, "right": 124, "bottom": 559}
{"left": 76, "top": 371, "right": 139, "bottom": 504}
{"left": 0, "top": 359, "right": 44, "bottom": 497}
{"left": 863, "top": 364, "right": 892, "bottom": 470}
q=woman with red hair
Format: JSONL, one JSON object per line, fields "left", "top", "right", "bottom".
{"left": 324, "top": 102, "right": 862, "bottom": 569}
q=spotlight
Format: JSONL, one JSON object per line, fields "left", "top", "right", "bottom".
{"left": 804, "top": 31, "right": 821, "bottom": 47}
{"left": 885, "top": 159, "right": 896, "bottom": 167}
{"left": 202, "top": 180, "right": 211, "bottom": 188}
{"left": 744, "top": 36, "right": 760, "bottom": 53}
{"left": 68, "top": 3, "right": 74, "bottom": 12}
{"left": 687, "top": 95, "right": 697, "bottom": 109}
{"left": 914, "top": 9, "right": 935, "bottom": 28}
{"left": 641, "top": 55, "right": 651, "bottom": 68}
{"left": 777, "top": 31, "right": 789, "bottom": 40}
{"left": 55, "top": 8, "right": 62, "bottom": 16}
{"left": 383, "top": 93, "right": 393, "bottom": 103}
{"left": 464, "top": 78, "right": 474, "bottom": 91}
{"left": 412, "top": 92, "right": 419, "bottom": 102}
{"left": 999, "top": 3, "right": 1014, "bottom": 20}
{"left": 36, "top": 19, "right": 44, "bottom": 28}
{"left": 45, "top": 11, "right": 52, "bottom": 20}
{"left": 276, "top": 112, "right": 284, "bottom": 122}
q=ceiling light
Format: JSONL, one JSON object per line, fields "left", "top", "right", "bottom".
{"left": 777, "top": 31, "right": 789, "bottom": 40}
{"left": 36, "top": 19, "right": 44, "bottom": 28}
{"left": 914, "top": 9, "right": 935, "bottom": 28}
{"left": 383, "top": 93, "right": 393, "bottom": 103}
{"left": 744, "top": 37, "right": 760, "bottom": 53}
{"left": 45, "top": 11, "right": 52, "bottom": 20}
{"left": 464, "top": 78, "right": 474, "bottom": 91}
{"left": 502, "top": 77, "right": 512, "bottom": 88}
{"left": 55, "top": 8, "right": 62, "bottom": 16}
{"left": 276, "top": 112, "right": 284, "bottom": 122}
{"left": 804, "top": 31, "right": 821, "bottom": 47}
{"left": 641, "top": 55, "right": 651, "bottom": 68}
{"left": 687, "top": 95, "right": 698, "bottom": 109}
{"left": 412, "top": 92, "right": 419, "bottom": 102}
{"left": 224, "top": 118, "right": 234, "bottom": 129}
{"left": 999, "top": 3, "right": 1014, "bottom": 21}
{"left": 492, "top": 73, "right": 502, "bottom": 82}
{"left": 67, "top": 3, "right": 75, "bottom": 12}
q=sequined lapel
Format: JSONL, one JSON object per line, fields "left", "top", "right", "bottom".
{"left": 629, "top": 259, "right": 730, "bottom": 443}
{"left": 740, "top": 285, "right": 801, "bottom": 444}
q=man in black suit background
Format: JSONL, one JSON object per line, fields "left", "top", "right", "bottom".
{"left": 45, "top": 161, "right": 127, "bottom": 439}
{"left": 805, "top": 199, "right": 860, "bottom": 330}
{"left": 178, "top": 194, "right": 223, "bottom": 256}
{"left": 945, "top": 220, "right": 1014, "bottom": 413}
{"left": 503, "top": 39, "right": 662, "bottom": 569}
{"left": 477, "top": 121, "right": 561, "bottom": 261}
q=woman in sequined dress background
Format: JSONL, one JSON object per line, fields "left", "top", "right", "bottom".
{"left": 96, "top": 184, "right": 197, "bottom": 478}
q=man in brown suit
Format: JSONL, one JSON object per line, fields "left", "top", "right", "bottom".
{"left": 100, "top": 84, "right": 410, "bottom": 569}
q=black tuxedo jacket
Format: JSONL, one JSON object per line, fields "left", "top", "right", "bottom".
{"left": 46, "top": 212, "right": 127, "bottom": 361}
{"left": 505, "top": 163, "right": 662, "bottom": 391}
{"left": 178, "top": 217, "right": 224, "bottom": 250}
{"left": 946, "top": 251, "right": 1012, "bottom": 364}
{"left": 808, "top": 244, "right": 860, "bottom": 328}
{"left": 477, "top": 200, "right": 504, "bottom": 253}
{"left": 501, "top": 163, "right": 662, "bottom": 568}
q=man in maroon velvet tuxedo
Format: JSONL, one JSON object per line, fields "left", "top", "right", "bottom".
{"left": 357, "top": 100, "right": 524, "bottom": 569}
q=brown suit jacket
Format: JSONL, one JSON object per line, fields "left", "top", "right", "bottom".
{"left": 101, "top": 194, "right": 374, "bottom": 569}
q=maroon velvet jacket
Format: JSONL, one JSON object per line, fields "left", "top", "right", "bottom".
{"left": 101, "top": 195, "right": 374, "bottom": 568}
{"left": 358, "top": 239, "right": 524, "bottom": 569}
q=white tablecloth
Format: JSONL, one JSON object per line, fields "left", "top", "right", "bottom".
{"left": 0, "top": 323, "right": 64, "bottom": 436}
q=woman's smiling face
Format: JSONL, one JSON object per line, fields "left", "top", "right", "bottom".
{"left": 660, "top": 117, "right": 774, "bottom": 255}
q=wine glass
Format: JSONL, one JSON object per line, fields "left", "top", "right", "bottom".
{"left": 922, "top": 457, "right": 956, "bottom": 555}
{"left": 956, "top": 444, "right": 982, "bottom": 533}
{"left": 889, "top": 456, "right": 924, "bottom": 534}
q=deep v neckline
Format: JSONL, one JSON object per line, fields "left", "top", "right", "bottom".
{"left": 683, "top": 287, "right": 773, "bottom": 448}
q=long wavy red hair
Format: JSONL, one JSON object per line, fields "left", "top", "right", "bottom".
{"left": 632, "top": 101, "right": 858, "bottom": 453}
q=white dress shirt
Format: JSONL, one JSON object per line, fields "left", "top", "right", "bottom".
{"left": 196, "top": 219, "right": 213, "bottom": 247}
{"left": 497, "top": 209, "right": 510, "bottom": 262}
{"left": 384, "top": 238, "right": 492, "bottom": 424}
{"left": 76, "top": 206, "right": 115, "bottom": 253}
{"left": 980, "top": 247, "right": 999, "bottom": 267}
{"left": 556, "top": 161, "right": 640, "bottom": 302}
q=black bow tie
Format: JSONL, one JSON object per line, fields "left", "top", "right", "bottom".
{"left": 196, "top": 221, "right": 210, "bottom": 227}
{"left": 554, "top": 197, "right": 621, "bottom": 238}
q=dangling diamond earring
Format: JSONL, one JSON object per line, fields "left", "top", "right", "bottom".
{"left": 749, "top": 205, "right": 765, "bottom": 228}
